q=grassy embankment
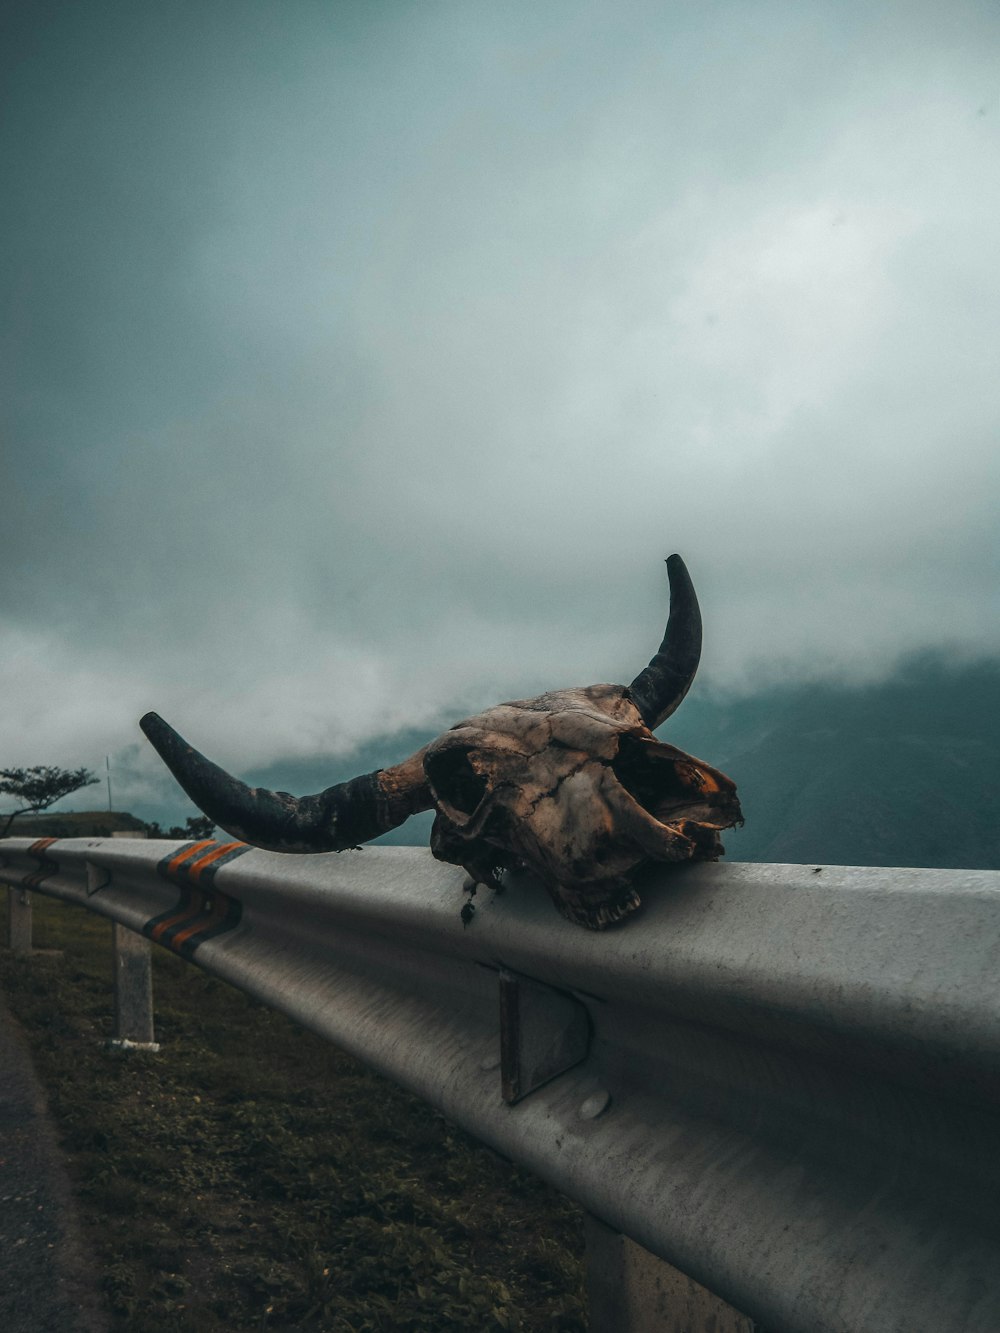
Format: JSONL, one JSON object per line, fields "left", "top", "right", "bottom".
{"left": 0, "top": 893, "right": 586, "bottom": 1332}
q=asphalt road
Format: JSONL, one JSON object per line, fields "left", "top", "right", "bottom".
{"left": 0, "top": 983, "right": 108, "bottom": 1332}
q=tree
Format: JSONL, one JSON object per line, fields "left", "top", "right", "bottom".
{"left": 0, "top": 765, "right": 100, "bottom": 838}
{"left": 182, "top": 814, "right": 216, "bottom": 840}
{"left": 142, "top": 814, "right": 217, "bottom": 841}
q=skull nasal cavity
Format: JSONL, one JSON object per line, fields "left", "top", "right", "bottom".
{"left": 425, "top": 748, "right": 488, "bottom": 816}
{"left": 612, "top": 736, "right": 692, "bottom": 814}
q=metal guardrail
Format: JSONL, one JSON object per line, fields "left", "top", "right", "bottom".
{"left": 2, "top": 834, "right": 999, "bottom": 1333}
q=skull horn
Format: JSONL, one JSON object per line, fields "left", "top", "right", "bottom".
{"left": 627, "top": 554, "right": 703, "bottom": 730}
{"left": 139, "top": 711, "right": 433, "bottom": 853}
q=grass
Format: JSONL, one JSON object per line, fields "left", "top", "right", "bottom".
{"left": 0, "top": 894, "right": 587, "bottom": 1332}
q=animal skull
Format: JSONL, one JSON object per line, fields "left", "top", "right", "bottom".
{"left": 141, "top": 555, "right": 742, "bottom": 929}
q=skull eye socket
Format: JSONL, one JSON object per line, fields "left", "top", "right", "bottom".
{"left": 425, "top": 746, "right": 489, "bottom": 818}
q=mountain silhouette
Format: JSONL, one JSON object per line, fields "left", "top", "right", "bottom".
{"left": 244, "top": 657, "right": 1000, "bottom": 871}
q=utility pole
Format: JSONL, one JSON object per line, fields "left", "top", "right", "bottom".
{"left": 106, "top": 755, "right": 113, "bottom": 812}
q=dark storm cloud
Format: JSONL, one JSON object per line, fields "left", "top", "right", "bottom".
{"left": 2, "top": 0, "right": 998, "bottom": 814}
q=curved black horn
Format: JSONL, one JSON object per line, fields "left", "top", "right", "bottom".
{"left": 140, "top": 712, "right": 432, "bottom": 853}
{"left": 627, "top": 554, "right": 702, "bottom": 730}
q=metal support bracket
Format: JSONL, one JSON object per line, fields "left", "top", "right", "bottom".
{"left": 499, "top": 966, "right": 590, "bottom": 1104}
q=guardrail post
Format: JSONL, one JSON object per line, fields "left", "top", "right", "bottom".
{"left": 583, "top": 1214, "right": 755, "bottom": 1332}
{"left": 105, "top": 833, "right": 159, "bottom": 1052}
{"left": 109, "top": 922, "right": 158, "bottom": 1050}
{"left": 6, "top": 887, "right": 33, "bottom": 953}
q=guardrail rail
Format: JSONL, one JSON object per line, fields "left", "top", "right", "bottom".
{"left": 2, "top": 834, "right": 999, "bottom": 1333}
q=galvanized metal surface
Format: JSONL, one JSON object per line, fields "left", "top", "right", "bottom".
{"left": 2, "top": 836, "right": 999, "bottom": 1333}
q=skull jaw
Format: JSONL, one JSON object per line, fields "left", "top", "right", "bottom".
{"left": 543, "top": 876, "right": 643, "bottom": 930}
{"left": 429, "top": 809, "right": 642, "bottom": 929}
{"left": 429, "top": 811, "right": 727, "bottom": 931}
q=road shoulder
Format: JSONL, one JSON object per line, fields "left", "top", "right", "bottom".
{"left": 0, "top": 980, "right": 109, "bottom": 1333}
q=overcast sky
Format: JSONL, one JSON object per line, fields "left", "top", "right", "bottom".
{"left": 2, "top": 0, "right": 998, "bottom": 818}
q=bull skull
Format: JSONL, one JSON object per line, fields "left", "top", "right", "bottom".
{"left": 140, "top": 556, "right": 742, "bottom": 929}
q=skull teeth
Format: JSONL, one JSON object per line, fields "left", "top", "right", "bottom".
{"left": 556, "top": 886, "right": 642, "bottom": 930}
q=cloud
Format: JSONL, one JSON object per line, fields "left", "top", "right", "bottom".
{"left": 2, "top": 0, "right": 998, "bottom": 814}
